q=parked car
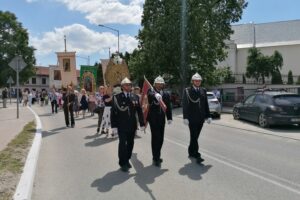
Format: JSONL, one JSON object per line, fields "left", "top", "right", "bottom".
{"left": 207, "top": 92, "right": 221, "bottom": 118}
{"left": 232, "top": 89, "right": 300, "bottom": 128}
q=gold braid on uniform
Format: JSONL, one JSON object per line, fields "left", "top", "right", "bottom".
{"left": 113, "top": 95, "right": 130, "bottom": 115}
{"left": 185, "top": 88, "right": 200, "bottom": 103}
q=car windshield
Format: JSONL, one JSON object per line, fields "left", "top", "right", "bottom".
{"left": 207, "top": 93, "right": 215, "bottom": 99}
{"left": 273, "top": 95, "right": 300, "bottom": 105}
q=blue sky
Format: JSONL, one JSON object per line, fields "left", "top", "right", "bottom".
{"left": 1, "top": 0, "right": 300, "bottom": 68}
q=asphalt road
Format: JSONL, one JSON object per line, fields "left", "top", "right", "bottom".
{"left": 32, "top": 105, "right": 300, "bottom": 200}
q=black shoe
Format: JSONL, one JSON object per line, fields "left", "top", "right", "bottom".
{"left": 66, "top": 125, "right": 69, "bottom": 128}
{"left": 71, "top": 124, "right": 75, "bottom": 128}
{"left": 153, "top": 160, "right": 161, "bottom": 167}
{"left": 196, "top": 157, "right": 205, "bottom": 164}
{"left": 120, "top": 165, "right": 129, "bottom": 172}
{"left": 97, "top": 128, "right": 100, "bottom": 133}
{"left": 127, "top": 162, "right": 132, "bottom": 168}
{"left": 101, "top": 130, "right": 106, "bottom": 134}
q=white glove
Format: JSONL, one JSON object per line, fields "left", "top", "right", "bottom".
{"left": 206, "top": 118, "right": 212, "bottom": 124}
{"left": 183, "top": 119, "right": 189, "bottom": 125}
{"left": 112, "top": 128, "right": 118, "bottom": 134}
{"left": 140, "top": 126, "right": 145, "bottom": 132}
{"left": 167, "top": 120, "right": 172, "bottom": 125}
{"left": 155, "top": 93, "right": 162, "bottom": 101}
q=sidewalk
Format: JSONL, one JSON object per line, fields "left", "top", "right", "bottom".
{"left": 0, "top": 102, "right": 35, "bottom": 151}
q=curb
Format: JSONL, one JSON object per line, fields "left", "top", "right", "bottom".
{"left": 13, "top": 106, "right": 42, "bottom": 200}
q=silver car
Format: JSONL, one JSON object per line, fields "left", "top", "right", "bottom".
{"left": 207, "top": 92, "right": 221, "bottom": 118}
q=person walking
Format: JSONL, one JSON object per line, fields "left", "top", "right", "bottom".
{"left": 28, "top": 90, "right": 33, "bottom": 107}
{"left": 80, "top": 89, "right": 89, "bottom": 119}
{"left": 2, "top": 88, "right": 8, "bottom": 108}
{"left": 147, "top": 76, "right": 172, "bottom": 167}
{"left": 111, "top": 77, "right": 145, "bottom": 172}
{"left": 101, "top": 87, "right": 113, "bottom": 137}
{"left": 63, "top": 86, "right": 75, "bottom": 128}
{"left": 50, "top": 88, "right": 58, "bottom": 114}
{"left": 182, "top": 73, "right": 212, "bottom": 164}
{"left": 22, "top": 89, "right": 28, "bottom": 106}
{"left": 95, "top": 86, "right": 106, "bottom": 134}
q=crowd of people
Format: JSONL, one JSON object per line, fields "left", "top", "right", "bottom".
{"left": 6, "top": 73, "right": 212, "bottom": 172}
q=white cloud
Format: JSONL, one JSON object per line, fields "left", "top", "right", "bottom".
{"left": 55, "top": 0, "right": 144, "bottom": 25}
{"left": 30, "top": 23, "right": 138, "bottom": 57}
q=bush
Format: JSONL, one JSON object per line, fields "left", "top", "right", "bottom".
{"left": 287, "top": 70, "right": 294, "bottom": 84}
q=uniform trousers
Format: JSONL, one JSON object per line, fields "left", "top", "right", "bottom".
{"left": 118, "top": 130, "right": 135, "bottom": 167}
{"left": 149, "top": 121, "right": 165, "bottom": 161}
{"left": 188, "top": 121, "right": 204, "bottom": 158}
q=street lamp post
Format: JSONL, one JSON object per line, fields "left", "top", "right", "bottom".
{"left": 98, "top": 24, "right": 119, "bottom": 54}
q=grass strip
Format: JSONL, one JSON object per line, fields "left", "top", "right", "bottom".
{"left": 0, "top": 121, "right": 36, "bottom": 200}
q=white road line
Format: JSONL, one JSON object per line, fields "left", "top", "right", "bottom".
{"left": 165, "top": 137, "right": 300, "bottom": 196}
{"left": 14, "top": 106, "right": 43, "bottom": 200}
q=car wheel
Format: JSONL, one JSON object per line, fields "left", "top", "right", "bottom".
{"left": 258, "top": 113, "right": 269, "bottom": 128}
{"left": 233, "top": 108, "right": 240, "bottom": 120}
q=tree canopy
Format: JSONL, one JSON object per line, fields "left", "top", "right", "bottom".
{"left": 0, "top": 11, "right": 36, "bottom": 87}
{"left": 246, "top": 48, "right": 284, "bottom": 84}
{"left": 129, "top": 0, "right": 247, "bottom": 88}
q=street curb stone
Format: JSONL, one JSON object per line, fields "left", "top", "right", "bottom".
{"left": 13, "top": 106, "right": 42, "bottom": 200}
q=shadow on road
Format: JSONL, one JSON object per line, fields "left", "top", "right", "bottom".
{"left": 131, "top": 153, "right": 168, "bottom": 200}
{"left": 91, "top": 169, "right": 136, "bottom": 192}
{"left": 42, "top": 126, "right": 67, "bottom": 138}
{"left": 179, "top": 159, "right": 212, "bottom": 181}
{"left": 85, "top": 136, "right": 117, "bottom": 147}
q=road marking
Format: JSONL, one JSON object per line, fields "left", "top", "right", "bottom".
{"left": 165, "top": 137, "right": 300, "bottom": 196}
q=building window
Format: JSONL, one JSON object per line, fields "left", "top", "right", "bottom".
{"left": 32, "top": 77, "right": 36, "bottom": 84}
{"left": 63, "top": 58, "right": 70, "bottom": 72}
{"left": 42, "top": 78, "right": 46, "bottom": 85}
{"left": 54, "top": 70, "right": 61, "bottom": 80}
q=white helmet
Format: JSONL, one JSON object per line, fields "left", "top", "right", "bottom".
{"left": 191, "top": 73, "right": 202, "bottom": 81}
{"left": 121, "top": 77, "right": 132, "bottom": 85}
{"left": 154, "top": 75, "right": 165, "bottom": 84}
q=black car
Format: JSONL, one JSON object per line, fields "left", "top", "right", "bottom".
{"left": 233, "top": 90, "right": 300, "bottom": 128}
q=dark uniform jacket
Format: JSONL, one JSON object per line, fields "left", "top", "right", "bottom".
{"left": 62, "top": 92, "right": 75, "bottom": 109}
{"left": 182, "top": 86, "right": 210, "bottom": 123}
{"left": 147, "top": 89, "right": 172, "bottom": 123}
{"left": 111, "top": 92, "right": 145, "bottom": 132}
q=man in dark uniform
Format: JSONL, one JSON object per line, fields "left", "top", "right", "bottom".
{"left": 182, "top": 73, "right": 212, "bottom": 164}
{"left": 63, "top": 85, "right": 76, "bottom": 128}
{"left": 111, "top": 77, "right": 145, "bottom": 172}
{"left": 147, "top": 76, "right": 172, "bottom": 167}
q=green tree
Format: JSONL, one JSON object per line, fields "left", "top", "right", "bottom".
{"left": 287, "top": 70, "right": 294, "bottom": 84}
{"left": 0, "top": 11, "right": 36, "bottom": 87}
{"left": 271, "top": 70, "right": 283, "bottom": 84}
{"left": 95, "top": 62, "right": 103, "bottom": 86}
{"left": 246, "top": 48, "right": 284, "bottom": 84}
{"left": 129, "top": 0, "right": 247, "bottom": 88}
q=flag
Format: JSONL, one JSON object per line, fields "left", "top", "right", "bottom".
{"left": 141, "top": 77, "right": 151, "bottom": 127}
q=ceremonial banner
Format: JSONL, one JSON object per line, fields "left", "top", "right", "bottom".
{"left": 141, "top": 77, "right": 151, "bottom": 127}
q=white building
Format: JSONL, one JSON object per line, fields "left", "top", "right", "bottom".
{"left": 218, "top": 20, "right": 300, "bottom": 84}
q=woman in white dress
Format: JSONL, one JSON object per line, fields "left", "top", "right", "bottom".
{"left": 101, "top": 87, "right": 114, "bottom": 138}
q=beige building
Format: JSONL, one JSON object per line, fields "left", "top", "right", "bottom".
{"left": 218, "top": 20, "right": 300, "bottom": 84}
{"left": 49, "top": 51, "right": 78, "bottom": 89}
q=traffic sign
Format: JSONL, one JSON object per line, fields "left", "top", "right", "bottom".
{"left": 7, "top": 76, "right": 14, "bottom": 84}
{"left": 8, "top": 55, "right": 27, "bottom": 72}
